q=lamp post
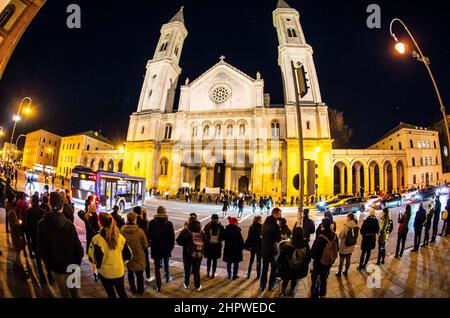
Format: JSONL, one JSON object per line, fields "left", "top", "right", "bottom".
{"left": 10, "top": 97, "right": 32, "bottom": 144}
{"left": 389, "top": 18, "right": 450, "bottom": 156}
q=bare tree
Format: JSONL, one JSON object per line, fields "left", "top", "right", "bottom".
{"left": 328, "top": 108, "right": 353, "bottom": 148}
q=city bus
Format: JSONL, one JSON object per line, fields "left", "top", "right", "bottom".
{"left": 70, "top": 166, "right": 146, "bottom": 213}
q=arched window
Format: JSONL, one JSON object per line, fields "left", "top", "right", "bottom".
{"left": 444, "top": 146, "right": 449, "bottom": 157}
{"left": 436, "top": 157, "right": 438, "bottom": 165}
{"left": 215, "top": 124, "right": 221, "bottom": 137}
{"left": 227, "top": 124, "right": 233, "bottom": 137}
{"left": 427, "top": 141, "right": 430, "bottom": 149}
{"left": 417, "top": 141, "right": 421, "bottom": 149}
{"left": 117, "top": 160, "right": 123, "bottom": 172}
{"left": 412, "top": 157, "right": 415, "bottom": 167}
{"left": 437, "top": 172, "right": 439, "bottom": 180}
{"left": 398, "top": 142, "right": 402, "bottom": 150}
{"left": 422, "top": 141, "right": 426, "bottom": 148}
{"left": 239, "top": 124, "right": 245, "bottom": 136}
{"left": 203, "top": 125, "right": 209, "bottom": 136}
{"left": 430, "top": 173, "right": 433, "bottom": 182}
{"left": 160, "top": 158, "right": 169, "bottom": 176}
{"left": 98, "top": 160, "right": 104, "bottom": 170}
{"left": 141, "top": 126, "right": 145, "bottom": 135}
{"left": 192, "top": 126, "right": 198, "bottom": 137}
{"left": 420, "top": 157, "right": 424, "bottom": 166}
{"left": 164, "top": 124, "right": 172, "bottom": 139}
{"left": 390, "top": 146, "right": 393, "bottom": 150}
{"left": 107, "top": 159, "right": 114, "bottom": 171}
{"left": 271, "top": 121, "right": 280, "bottom": 138}
{"left": 413, "top": 175, "right": 417, "bottom": 184}
{"left": 174, "top": 46, "right": 179, "bottom": 56}
{"left": 160, "top": 42, "right": 168, "bottom": 52}
{"left": 90, "top": 159, "right": 95, "bottom": 169}
{"left": 434, "top": 141, "right": 437, "bottom": 149}
{"left": 429, "top": 157, "right": 432, "bottom": 166}
{"left": 136, "top": 161, "right": 140, "bottom": 170}
{"left": 83, "top": 157, "right": 88, "bottom": 167}
{"left": 0, "top": 5, "right": 15, "bottom": 28}
{"left": 410, "top": 139, "right": 413, "bottom": 148}
{"left": 421, "top": 174, "right": 425, "bottom": 183}
{"left": 287, "top": 27, "right": 297, "bottom": 38}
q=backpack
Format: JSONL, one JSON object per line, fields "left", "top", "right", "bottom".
{"left": 287, "top": 243, "right": 308, "bottom": 270}
{"left": 443, "top": 210, "right": 448, "bottom": 221}
{"left": 345, "top": 226, "right": 359, "bottom": 247}
{"left": 387, "top": 219, "right": 394, "bottom": 234}
{"left": 191, "top": 232, "right": 204, "bottom": 259}
{"left": 319, "top": 234, "right": 338, "bottom": 266}
{"left": 209, "top": 228, "right": 219, "bottom": 244}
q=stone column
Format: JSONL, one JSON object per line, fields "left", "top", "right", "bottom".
{"left": 392, "top": 164, "right": 398, "bottom": 193}
{"left": 379, "top": 166, "right": 385, "bottom": 193}
{"left": 225, "top": 164, "right": 232, "bottom": 191}
{"left": 369, "top": 166, "right": 375, "bottom": 193}
{"left": 364, "top": 166, "right": 370, "bottom": 195}
{"left": 355, "top": 165, "right": 361, "bottom": 195}
{"left": 200, "top": 164, "right": 207, "bottom": 190}
{"left": 346, "top": 165, "right": 352, "bottom": 195}
{"left": 339, "top": 165, "right": 345, "bottom": 195}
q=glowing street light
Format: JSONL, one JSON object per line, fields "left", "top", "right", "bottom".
{"left": 10, "top": 97, "right": 32, "bottom": 144}
{"left": 315, "top": 146, "right": 321, "bottom": 153}
{"left": 394, "top": 42, "right": 406, "bottom": 55}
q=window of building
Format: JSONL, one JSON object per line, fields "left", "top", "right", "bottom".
{"left": 412, "top": 157, "right": 415, "bottom": 167}
{"left": 164, "top": 125, "right": 172, "bottom": 139}
{"left": 174, "top": 46, "right": 179, "bottom": 56}
{"left": 141, "top": 126, "right": 145, "bottom": 135}
{"left": 98, "top": 160, "right": 104, "bottom": 170}
{"left": 429, "top": 157, "right": 432, "bottom": 166}
{"left": 434, "top": 141, "right": 437, "bottom": 149}
{"left": 271, "top": 121, "right": 280, "bottom": 138}
{"left": 203, "top": 125, "right": 209, "bottom": 136}
{"left": 227, "top": 124, "right": 233, "bottom": 137}
{"left": 239, "top": 124, "right": 245, "bottom": 136}
{"left": 430, "top": 173, "right": 433, "bottom": 182}
{"left": 0, "top": 5, "right": 16, "bottom": 28}
{"left": 87, "top": 144, "right": 90, "bottom": 151}
{"left": 40, "top": 152, "right": 43, "bottom": 157}
{"left": 420, "top": 157, "right": 424, "bottom": 166}
{"left": 136, "top": 161, "right": 140, "bottom": 170}
{"left": 436, "top": 157, "right": 439, "bottom": 165}
{"left": 215, "top": 124, "right": 221, "bottom": 137}
{"left": 437, "top": 172, "right": 439, "bottom": 180}
{"left": 306, "top": 121, "right": 311, "bottom": 130}
{"left": 287, "top": 27, "right": 297, "bottom": 38}
{"left": 390, "top": 146, "right": 393, "bottom": 150}
{"left": 117, "top": 160, "right": 123, "bottom": 172}
{"left": 78, "top": 143, "right": 80, "bottom": 149}
{"left": 192, "top": 126, "right": 198, "bottom": 137}
{"left": 413, "top": 175, "right": 417, "bottom": 184}
{"left": 398, "top": 142, "right": 402, "bottom": 150}
{"left": 445, "top": 146, "right": 449, "bottom": 157}
{"left": 160, "top": 158, "right": 169, "bottom": 176}
{"left": 418, "top": 141, "right": 421, "bottom": 149}
{"left": 63, "top": 144, "right": 65, "bottom": 150}
{"left": 410, "top": 139, "right": 413, "bottom": 148}
{"left": 422, "top": 141, "right": 426, "bottom": 148}
{"left": 424, "top": 157, "right": 428, "bottom": 166}
{"left": 160, "top": 42, "right": 168, "bottom": 52}
{"left": 421, "top": 174, "right": 425, "bottom": 183}
{"left": 427, "top": 141, "right": 430, "bottom": 149}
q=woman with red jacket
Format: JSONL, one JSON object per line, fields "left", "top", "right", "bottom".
{"left": 395, "top": 204, "right": 411, "bottom": 258}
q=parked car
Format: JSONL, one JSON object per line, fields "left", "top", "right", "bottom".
{"left": 326, "top": 197, "right": 367, "bottom": 215}
{"left": 365, "top": 195, "right": 382, "bottom": 206}
{"left": 401, "top": 188, "right": 418, "bottom": 202}
{"left": 316, "top": 195, "right": 353, "bottom": 212}
{"left": 437, "top": 184, "right": 450, "bottom": 195}
{"left": 371, "top": 193, "right": 403, "bottom": 210}
{"left": 415, "top": 187, "right": 437, "bottom": 202}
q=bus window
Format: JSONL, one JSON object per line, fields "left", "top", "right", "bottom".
{"left": 80, "top": 179, "right": 95, "bottom": 192}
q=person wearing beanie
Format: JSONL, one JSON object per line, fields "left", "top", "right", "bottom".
{"left": 204, "top": 214, "right": 224, "bottom": 279}
{"left": 310, "top": 218, "right": 339, "bottom": 298}
{"left": 358, "top": 208, "right": 380, "bottom": 271}
{"left": 37, "top": 192, "right": 83, "bottom": 298}
{"left": 222, "top": 216, "right": 244, "bottom": 280}
{"left": 148, "top": 206, "right": 175, "bottom": 292}
{"left": 121, "top": 211, "right": 148, "bottom": 295}
{"left": 26, "top": 194, "right": 51, "bottom": 285}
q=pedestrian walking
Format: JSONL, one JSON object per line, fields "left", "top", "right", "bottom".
{"left": 278, "top": 227, "right": 311, "bottom": 297}
{"left": 238, "top": 196, "right": 245, "bottom": 218}
{"left": 176, "top": 218, "right": 205, "bottom": 291}
{"left": 252, "top": 197, "right": 257, "bottom": 214}
{"left": 38, "top": 192, "right": 84, "bottom": 298}
{"left": 259, "top": 196, "right": 265, "bottom": 214}
{"left": 204, "top": 214, "right": 224, "bottom": 279}
{"left": 376, "top": 208, "right": 393, "bottom": 265}
{"left": 111, "top": 205, "right": 125, "bottom": 229}
{"left": 357, "top": 209, "right": 379, "bottom": 271}
{"left": 422, "top": 203, "right": 433, "bottom": 247}
{"left": 265, "top": 197, "right": 272, "bottom": 215}
{"left": 222, "top": 197, "right": 229, "bottom": 218}
{"left": 336, "top": 213, "right": 359, "bottom": 277}
{"left": 148, "top": 206, "right": 175, "bottom": 292}
{"left": 395, "top": 205, "right": 411, "bottom": 258}
{"left": 412, "top": 203, "right": 426, "bottom": 252}
{"left": 89, "top": 212, "right": 132, "bottom": 298}
{"left": 259, "top": 208, "right": 282, "bottom": 292}
{"left": 121, "top": 212, "right": 148, "bottom": 295}
{"left": 222, "top": 216, "right": 245, "bottom": 280}
{"left": 245, "top": 215, "right": 263, "bottom": 279}
{"left": 431, "top": 196, "right": 441, "bottom": 242}
{"left": 310, "top": 218, "right": 339, "bottom": 298}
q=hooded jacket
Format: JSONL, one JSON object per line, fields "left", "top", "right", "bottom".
{"left": 222, "top": 224, "right": 244, "bottom": 263}
{"left": 338, "top": 219, "right": 359, "bottom": 255}
{"left": 121, "top": 224, "right": 148, "bottom": 271}
{"left": 26, "top": 204, "right": 46, "bottom": 252}
{"left": 37, "top": 211, "right": 84, "bottom": 274}
{"left": 148, "top": 214, "right": 175, "bottom": 259}
{"left": 88, "top": 228, "right": 131, "bottom": 279}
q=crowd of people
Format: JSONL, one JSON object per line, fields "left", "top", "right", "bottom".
{"left": 1, "top": 172, "right": 449, "bottom": 298}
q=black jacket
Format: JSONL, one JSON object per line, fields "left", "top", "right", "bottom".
{"left": 176, "top": 228, "right": 206, "bottom": 259}
{"left": 111, "top": 211, "right": 125, "bottom": 229}
{"left": 148, "top": 215, "right": 175, "bottom": 259}
{"left": 203, "top": 221, "right": 224, "bottom": 259}
{"left": 261, "top": 216, "right": 281, "bottom": 258}
{"left": 62, "top": 203, "right": 74, "bottom": 223}
{"left": 78, "top": 210, "right": 99, "bottom": 251}
{"left": 433, "top": 200, "right": 442, "bottom": 227}
{"left": 301, "top": 217, "right": 316, "bottom": 241}
{"left": 360, "top": 216, "right": 380, "bottom": 250}
{"left": 244, "top": 222, "right": 262, "bottom": 253}
{"left": 414, "top": 207, "right": 427, "bottom": 230}
{"left": 37, "top": 211, "right": 84, "bottom": 274}
{"left": 278, "top": 239, "right": 311, "bottom": 280}
{"left": 311, "top": 230, "right": 338, "bottom": 270}
{"left": 26, "top": 205, "right": 46, "bottom": 253}
{"left": 222, "top": 225, "right": 244, "bottom": 263}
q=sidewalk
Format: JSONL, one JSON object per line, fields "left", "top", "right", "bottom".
{"left": 1, "top": 206, "right": 449, "bottom": 298}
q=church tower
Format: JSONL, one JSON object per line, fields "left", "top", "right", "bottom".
{"left": 273, "top": 0, "right": 322, "bottom": 105}
{"left": 136, "top": 7, "right": 188, "bottom": 113}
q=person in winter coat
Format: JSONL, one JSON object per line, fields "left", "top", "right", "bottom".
{"left": 121, "top": 212, "right": 148, "bottom": 294}
{"left": 259, "top": 196, "right": 265, "bottom": 214}
{"left": 252, "top": 197, "right": 258, "bottom": 213}
{"left": 259, "top": 208, "right": 282, "bottom": 292}
{"left": 245, "top": 215, "right": 263, "bottom": 279}
{"left": 3, "top": 178, "right": 13, "bottom": 233}
{"left": 78, "top": 204, "right": 100, "bottom": 253}
{"left": 38, "top": 192, "right": 84, "bottom": 298}
{"left": 222, "top": 217, "right": 245, "bottom": 280}
{"left": 357, "top": 209, "right": 380, "bottom": 271}
{"left": 376, "top": 208, "right": 392, "bottom": 265}
{"left": 148, "top": 206, "right": 175, "bottom": 292}
{"left": 222, "top": 198, "right": 229, "bottom": 218}
{"left": 310, "top": 218, "right": 339, "bottom": 298}
{"left": 412, "top": 202, "right": 427, "bottom": 252}
{"left": 431, "top": 196, "right": 441, "bottom": 243}
{"left": 111, "top": 205, "right": 125, "bottom": 229}
{"left": 203, "top": 214, "right": 224, "bottom": 279}
{"left": 238, "top": 197, "right": 245, "bottom": 218}
{"left": 395, "top": 205, "right": 411, "bottom": 258}
{"left": 176, "top": 218, "right": 205, "bottom": 291}
{"left": 293, "top": 209, "right": 316, "bottom": 243}
{"left": 89, "top": 212, "right": 132, "bottom": 298}
{"left": 422, "top": 203, "right": 434, "bottom": 247}
{"left": 59, "top": 191, "right": 74, "bottom": 223}
{"left": 26, "top": 194, "right": 52, "bottom": 285}
{"left": 317, "top": 211, "right": 337, "bottom": 235}
{"left": 278, "top": 227, "right": 311, "bottom": 297}
{"left": 6, "top": 193, "right": 26, "bottom": 269}
{"left": 134, "top": 206, "right": 151, "bottom": 281}
{"left": 40, "top": 195, "right": 51, "bottom": 213}
{"left": 280, "top": 218, "right": 292, "bottom": 241}
{"left": 265, "top": 197, "right": 272, "bottom": 215}
{"left": 439, "top": 197, "right": 450, "bottom": 236}
{"left": 336, "top": 213, "right": 358, "bottom": 277}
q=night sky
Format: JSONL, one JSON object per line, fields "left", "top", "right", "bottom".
{"left": 1, "top": 0, "right": 449, "bottom": 148}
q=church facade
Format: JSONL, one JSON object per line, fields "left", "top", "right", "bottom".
{"left": 123, "top": 1, "right": 333, "bottom": 198}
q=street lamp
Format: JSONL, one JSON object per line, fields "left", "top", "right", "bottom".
{"left": 389, "top": 18, "right": 450, "bottom": 155}
{"left": 10, "top": 97, "right": 32, "bottom": 144}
